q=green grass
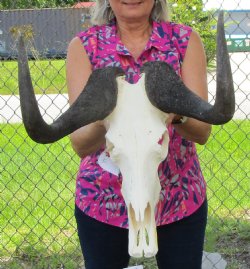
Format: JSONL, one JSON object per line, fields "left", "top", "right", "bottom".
{"left": 0, "top": 124, "right": 81, "bottom": 268}
{"left": 196, "top": 120, "right": 250, "bottom": 269}
{"left": 0, "top": 59, "right": 67, "bottom": 95}
{"left": 197, "top": 120, "right": 249, "bottom": 218}
{"left": 0, "top": 120, "right": 249, "bottom": 268}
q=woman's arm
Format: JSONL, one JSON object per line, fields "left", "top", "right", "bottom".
{"left": 172, "top": 31, "right": 212, "bottom": 145}
{"left": 66, "top": 37, "right": 106, "bottom": 158}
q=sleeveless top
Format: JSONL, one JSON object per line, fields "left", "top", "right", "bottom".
{"left": 75, "top": 20, "right": 206, "bottom": 228}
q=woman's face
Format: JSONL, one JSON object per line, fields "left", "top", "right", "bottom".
{"left": 109, "top": 0, "right": 155, "bottom": 22}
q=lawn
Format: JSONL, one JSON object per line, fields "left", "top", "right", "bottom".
{"left": 0, "top": 120, "right": 249, "bottom": 268}
{"left": 0, "top": 59, "right": 67, "bottom": 95}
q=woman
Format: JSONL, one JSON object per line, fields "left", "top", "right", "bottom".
{"left": 66, "top": 0, "right": 211, "bottom": 268}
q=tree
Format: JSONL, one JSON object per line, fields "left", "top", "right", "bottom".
{"left": 169, "top": 0, "right": 217, "bottom": 65}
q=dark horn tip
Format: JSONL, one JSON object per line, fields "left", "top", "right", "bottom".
{"left": 17, "top": 33, "right": 25, "bottom": 52}
{"left": 217, "top": 10, "right": 226, "bottom": 42}
{"left": 218, "top": 10, "right": 224, "bottom": 22}
{"left": 17, "top": 34, "right": 28, "bottom": 66}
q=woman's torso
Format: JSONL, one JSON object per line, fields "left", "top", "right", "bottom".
{"left": 75, "top": 20, "right": 206, "bottom": 228}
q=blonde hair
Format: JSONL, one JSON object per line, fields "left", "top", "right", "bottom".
{"left": 91, "top": 0, "right": 170, "bottom": 25}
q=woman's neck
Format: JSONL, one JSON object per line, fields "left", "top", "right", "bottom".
{"left": 116, "top": 19, "right": 152, "bottom": 60}
{"left": 117, "top": 19, "right": 152, "bottom": 41}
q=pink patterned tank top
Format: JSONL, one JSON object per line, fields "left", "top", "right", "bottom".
{"left": 75, "top": 20, "right": 206, "bottom": 228}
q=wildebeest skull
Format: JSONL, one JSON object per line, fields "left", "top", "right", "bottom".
{"left": 104, "top": 74, "right": 170, "bottom": 257}
{"left": 17, "top": 12, "right": 234, "bottom": 257}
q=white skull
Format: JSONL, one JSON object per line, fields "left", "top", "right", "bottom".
{"left": 104, "top": 73, "right": 169, "bottom": 257}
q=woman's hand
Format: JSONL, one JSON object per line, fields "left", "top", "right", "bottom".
{"left": 166, "top": 113, "right": 175, "bottom": 125}
{"left": 166, "top": 114, "right": 188, "bottom": 125}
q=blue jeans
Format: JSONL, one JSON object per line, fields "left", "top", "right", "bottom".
{"left": 75, "top": 199, "right": 207, "bottom": 269}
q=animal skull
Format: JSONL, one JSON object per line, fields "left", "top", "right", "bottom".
{"left": 17, "top": 12, "right": 235, "bottom": 258}
{"left": 105, "top": 74, "right": 169, "bottom": 257}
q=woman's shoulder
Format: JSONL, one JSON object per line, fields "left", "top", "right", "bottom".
{"left": 158, "top": 20, "right": 193, "bottom": 39}
{"left": 76, "top": 22, "right": 115, "bottom": 40}
{"left": 76, "top": 25, "right": 99, "bottom": 41}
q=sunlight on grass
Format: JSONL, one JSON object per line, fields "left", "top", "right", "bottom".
{"left": 0, "top": 59, "right": 67, "bottom": 95}
{"left": 0, "top": 120, "right": 249, "bottom": 268}
{"left": 197, "top": 120, "right": 249, "bottom": 219}
{"left": 0, "top": 124, "right": 81, "bottom": 267}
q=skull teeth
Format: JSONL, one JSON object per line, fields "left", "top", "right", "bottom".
{"left": 128, "top": 203, "right": 158, "bottom": 258}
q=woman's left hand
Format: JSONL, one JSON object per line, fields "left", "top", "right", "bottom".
{"left": 166, "top": 113, "right": 176, "bottom": 125}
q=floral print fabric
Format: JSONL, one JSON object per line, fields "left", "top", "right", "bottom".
{"left": 75, "top": 20, "right": 206, "bottom": 228}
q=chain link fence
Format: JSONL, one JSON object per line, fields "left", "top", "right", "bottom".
{"left": 0, "top": 0, "right": 249, "bottom": 268}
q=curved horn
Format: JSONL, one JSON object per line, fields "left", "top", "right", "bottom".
{"left": 18, "top": 35, "right": 124, "bottom": 143}
{"left": 143, "top": 11, "right": 235, "bottom": 125}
